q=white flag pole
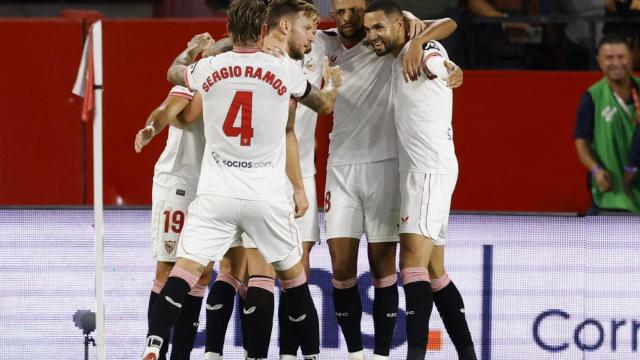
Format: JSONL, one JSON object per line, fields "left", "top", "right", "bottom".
{"left": 91, "top": 20, "right": 106, "bottom": 360}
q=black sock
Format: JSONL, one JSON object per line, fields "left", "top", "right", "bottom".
{"left": 404, "top": 281, "right": 433, "bottom": 360}
{"left": 205, "top": 280, "right": 237, "bottom": 354}
{"left": 239, "top": 296, "right": 249, "bottom": 352}
{"left": 278, "top": 289, "right": 299, "bottom": 356}
{"left": 170, "top": 293, "right": 203, "bottom": 360}
{"left": 433, "top": 281, "right": 477, "bottom": 360}
{"left": 244, "top": 281, "right": 275, "bottom": 358}
{"left": 148, "top": 291, "right": 170, "bottom": 360}
{"left": 284, "top": 282, "right": 320, "bottom": 356}
{"left": 333, "top": 284, "right": 363, "bottom": 353}
{"left": 148, "top": 277, "right": 191, "bottom": 346}
{"left": 373, "top": 283, "right": 398, "bottom": 356}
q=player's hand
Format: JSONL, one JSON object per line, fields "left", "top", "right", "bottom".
{"left": 402, "top": 40, "right": 423, "bottom": 82}
{"left": 403, "top": 11, "right": 426, "bottom": 39}
{"left": 187, "top": 32, "right": 214, "bottom": 53}
{"left": 445, "top": 61, "right": 463, "bottom": 88}
{"left": 134, "top": 125, "right": 155, "bottom": 153}
{"left": 322, "top": 56, "right": 343, "bottom": 89}
{"left": 594, "top": 168, "right": 613, "bottom": 193}
{"left": 292, "top": 188, "right": 309, "bottom": 218}
{"left": 623, "top": 169, "right": 637, "bottom": 198}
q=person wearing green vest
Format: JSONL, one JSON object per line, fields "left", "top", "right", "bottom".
{"left": 574, "top": 34, "right": 640, "bottom": 213}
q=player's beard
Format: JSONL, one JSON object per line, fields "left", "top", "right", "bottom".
{"left": 370, "top": 37, "right": 393, "bottom": 56}
{"left": 339, "top": 22, "right": 365, "bottom": 41}
{"left": 288, "top": 40, "right": 305, "bottom": 60}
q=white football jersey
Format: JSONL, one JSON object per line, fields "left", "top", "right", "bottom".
{"left": 315, "top": 30, "right": 398, "bottom": 165}
{"left": 152, "top": 85, "right": 205, "bottom": 199}
{"left": 295, "top": 39, "right": 325, "bottom": 177}
{"left": 391, "top": 41, "right": 458, "bottom": 174}
{"left": 185, "top": 50, "right": 310, "bottom": 201}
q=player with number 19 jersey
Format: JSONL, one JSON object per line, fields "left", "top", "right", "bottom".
{"left": 185, "top": 50, "right": 311, "bottom": 202}
{"left": 151, "top": 85, "right": 204, "bottom": 261}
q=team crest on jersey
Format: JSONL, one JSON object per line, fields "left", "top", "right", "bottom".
{"left": 164, "top": 240, "right": 177, "bottom": 255}
{"left": 304, "top": 58, "right": 317, "bottom": 73}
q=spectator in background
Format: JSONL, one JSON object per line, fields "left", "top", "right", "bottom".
{"left": 554, "top": 0, "right": 604, "bottom": 69}
{"left": 604, "top": 0, "right": 640, "bottom": 68}
{"left": 574, "top": 34, "right": 640, "bottom": 214}
{"left": 460, "top": 0, "right": 548, "bottom": 69}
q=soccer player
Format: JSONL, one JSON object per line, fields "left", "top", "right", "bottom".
{"left": 259, "top": 1, "right": 328, "bottom": 359}
{"left": 143, "top": 2, "right": 341, "bottom": 360}
{"left": 313, "top": 1, "right": 457, "bottom": 359}
{"left": 134, "top": 83, "right": 210, "bottom": 360}
{"left": 364, "top": 1, "right": 476, "bottom": 359}
{"left": 135, "top": 35, "right": 243, "bottom": 360}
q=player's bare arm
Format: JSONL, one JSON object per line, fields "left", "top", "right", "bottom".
{"left": 402, "top": 18, "right": 457, "bottom": 82}
{"left": 176, "top": 92, "right": 203, "bottom": 125}
{"left": 134, "top": 95, "right": 190, "bottom": 153}
{"left": 286, "top": 100, "right": 309, "bottom": 218}
{"left": 299, "top": 56, "right": 342, "bottom": 115}
{"left": 167, "top": 32, "right": 214, "bottom": 86}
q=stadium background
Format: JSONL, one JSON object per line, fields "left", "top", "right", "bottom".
{"left": 1, "top": 1, "right": 639, "bottom": 359}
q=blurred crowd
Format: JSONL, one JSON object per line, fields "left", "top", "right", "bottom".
{"left": 153, "top": 0, "right": 640, "bottom": 70}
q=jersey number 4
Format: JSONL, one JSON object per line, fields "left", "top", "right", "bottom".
{"left": 223, "top": 91, "right": 254, "bottom": 146}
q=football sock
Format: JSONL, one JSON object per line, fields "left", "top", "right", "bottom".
{"left": 281, "top": 273, "right": 320, "bottom": 357}
{"left": 332, "top": 278, "right": 363, "bottom": 353}
{"left": 372, "top": 274, "right": 399, "bottom": 357}
{"left": 432, "top": 274, "right": 477, "bottom": 360}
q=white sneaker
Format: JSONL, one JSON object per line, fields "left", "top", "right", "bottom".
{"left": 371, "top": 355, "right": 388, "bottom": 360}
{"left": 141, "top": 335, "right": 162, "bottom": 360}
{"left": 280, "top": 355, "right": 297, "bottom": 360}
{"left": 349, "top": 350, "right": 365, "bottom": 360}
{"left": 204, "top": 352, "right": 223, "bottom": 360}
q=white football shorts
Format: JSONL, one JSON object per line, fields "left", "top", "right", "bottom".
{"left": 399, "top": 171, "right": 457, "bottom": 245}
{"left": 324, "top": 159, "right": 400, "bottom": 243}
{"left": 151, "top": 186, "right": 195, "bottom": 262}
{"left": 177, "top": 194, "right": 302, "bottom": 271}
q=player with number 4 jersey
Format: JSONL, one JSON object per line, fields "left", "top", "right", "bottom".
{"left": 143, "top": 1, "right": 341, "bottom": 359}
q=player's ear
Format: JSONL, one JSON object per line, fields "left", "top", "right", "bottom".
{"left": 279, "top": 17, "right": 289, "bottom": 34}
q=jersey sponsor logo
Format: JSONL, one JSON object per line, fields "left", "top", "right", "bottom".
{"left": 401, "top": 216, "right": 410, "bottom": 224}
{"left": 221, "top": 160, "right": 274, "bottom": 169}
{"left": 163, "top": 240, "right": 177, "bottom": 255}
{"left": 602, "top": 106, "right": 617, "bottom": 122}
{"left": 201, "top": 65, "right": 289, "bottom": 96}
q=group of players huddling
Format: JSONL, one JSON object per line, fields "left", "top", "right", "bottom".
{"left": 135, "top": 0, "right": 475, "bottom": 359}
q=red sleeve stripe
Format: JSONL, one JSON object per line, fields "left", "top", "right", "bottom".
{"left": 168, "top": 92, "right": 193, "bottom": 100}
{"left": 183, "top": 66, "right": 192, "bottom": 90}
{"left": 422, "top": 52, "right": 443, "bottom": 70}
